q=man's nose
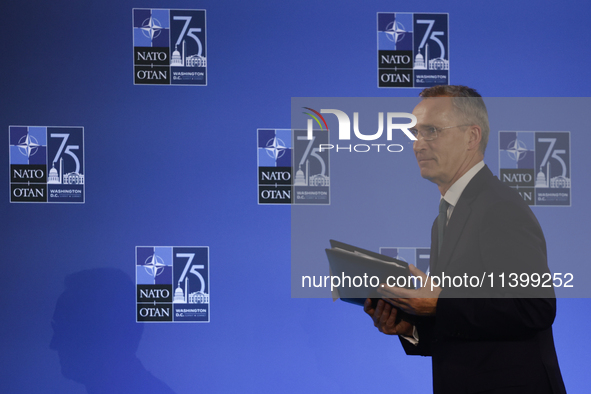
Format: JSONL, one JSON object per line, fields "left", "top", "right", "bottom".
{"left": 413, "top": 134, "right": 428, "bottom": 152}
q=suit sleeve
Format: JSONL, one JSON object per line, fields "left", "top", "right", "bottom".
{"left": 399, "top": 316, "right": 436, "bottom": 356}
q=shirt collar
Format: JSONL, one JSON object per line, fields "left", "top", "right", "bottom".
{"left": 441, "top": 161, "right": 485, "bottom": 207}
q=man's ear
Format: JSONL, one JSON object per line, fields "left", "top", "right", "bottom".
{"left": 467, "top": 125, "right": 482, "bottom": 151}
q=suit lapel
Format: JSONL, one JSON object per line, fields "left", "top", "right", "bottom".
{"left": 435, "top": 166, "right": 492, "bottom": 273}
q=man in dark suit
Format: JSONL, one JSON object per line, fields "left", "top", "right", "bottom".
{"left": 364, "top": 86, "right": 566, "bottom": 393}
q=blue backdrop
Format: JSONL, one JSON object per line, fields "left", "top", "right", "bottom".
{"left": 2, "top": 0, "right": 589, "bottom": 393}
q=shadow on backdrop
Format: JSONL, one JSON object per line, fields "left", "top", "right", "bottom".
{"left": 50, "top": 268, "right": 175, "bottom": 394}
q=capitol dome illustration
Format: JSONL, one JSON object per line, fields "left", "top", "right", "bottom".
{"left": 536, "top": 167, "right": 547, "bottom": 187}
{"left": 48, "top": 164, "right": 60, "bottom": 183}
{"left": 47, "top": 158, "right": 64, "bottom": 184}
{"left": 415, "top": 53, "right": 424, "bottom": 67}
{"left": 414, "top": 46, "right": 427, "bottom": 70}
{"left": 173, "top": 284, "right": 185, "bottom": 303}
{"left": 414, "top": 44, "right": 429, "bottom": 70}
{"left": 294, "top": 165, "right": 306, "bottom": 186}
{"left": 171, "top": 46, "right": 183, "bottom": 66}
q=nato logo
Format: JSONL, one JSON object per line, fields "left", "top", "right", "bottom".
{"left": 258, "top": 129, "right": 293, "bottom": 204}
{"left": 257, "top": 128, "right": 330, "bottom": 205}
{"left": 133, "top": 9, "right": 207, "bottom": 86}
{"left": 9, "top": 126, "right": 84, "bottom": 203}
{"left": 380, "top": 247, "right": 431, "bottom": 279}
{"left": 499, "top": 131, "right": 571, "bottom": 206}
{"left": 377, "top": 13, "right": 449, "bottom": 88}
{"left": 136, "top": 246, "right": 210, "bottom": 322}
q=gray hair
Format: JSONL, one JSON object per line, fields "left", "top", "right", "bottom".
{"left": 419, "top": 85, "right": 490, "bottom": 154}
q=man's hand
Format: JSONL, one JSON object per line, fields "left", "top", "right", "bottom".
{"left": 364, "top": 298, "right": 413, "bottom": 336}
{"left": 378, "top": 264, "right": 442, "bottom": 316}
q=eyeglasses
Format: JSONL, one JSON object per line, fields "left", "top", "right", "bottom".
{"left": 409, "top": 124, "right": 472, "bottom": 141}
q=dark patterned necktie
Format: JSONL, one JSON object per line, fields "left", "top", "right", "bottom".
{"left": 438, "top": 199, "right": 450, "bottom": 255}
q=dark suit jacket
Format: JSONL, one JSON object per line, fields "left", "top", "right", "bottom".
{"left": 400, "top": 165, "right": 566, "bottom": 394}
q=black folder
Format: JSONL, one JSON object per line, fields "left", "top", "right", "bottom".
{"left": 325, "top": 239, "right": 412, "bottom": 306}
